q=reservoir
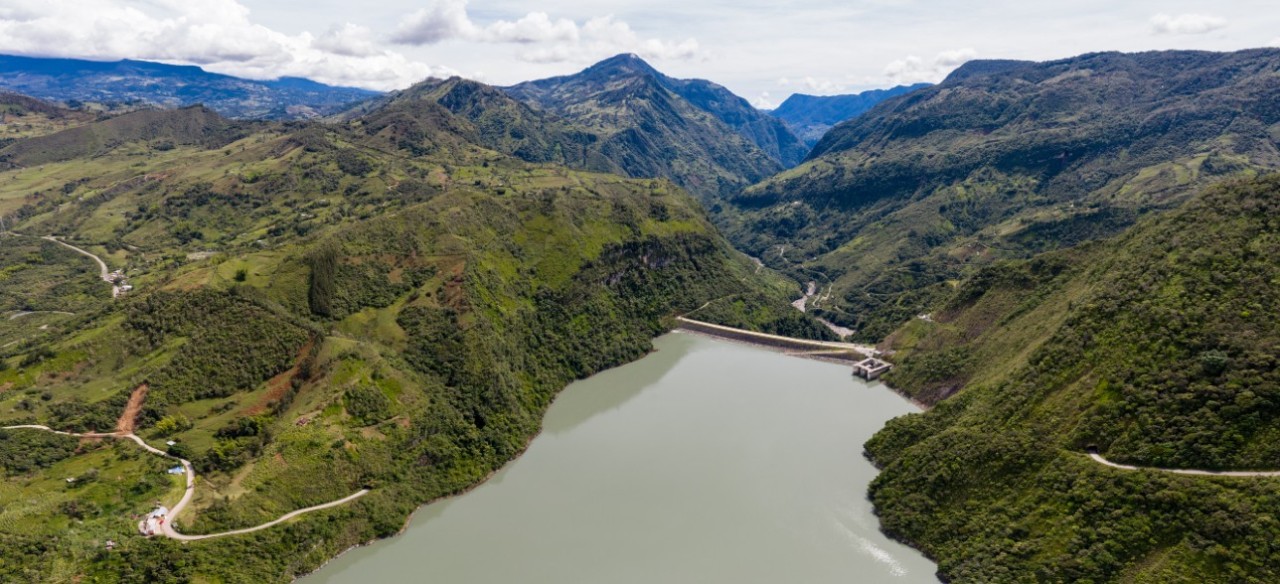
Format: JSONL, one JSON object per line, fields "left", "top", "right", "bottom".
{"left": 305, "top": 333, "right": 938, "bottom": 583}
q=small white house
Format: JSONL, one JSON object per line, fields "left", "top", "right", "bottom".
{"left": 140, "top": 505, "right": 170, "bottom": 536}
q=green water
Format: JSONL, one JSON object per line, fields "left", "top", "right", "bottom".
{"left": 305, "top": 333, "right": 938, "bottom": 583}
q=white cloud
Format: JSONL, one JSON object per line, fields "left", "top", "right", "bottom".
{"left": 1269, "top": 37, "right": 1280, "bottom": 47}
{"left": 0, "top": 0, "right": 447, "bottom": 90}
{"left": 391, "top": 0, "right": 476, "bottom": 45}
{"left": 486, "top": 12, "right": 579, "bottom": 44}
{"left": 935, "top": 48, "right": 978, "bottom": 68}
{"left": 884, "top": 48, "right": 977, "bottom": 85}
{"left": 1150, "top": 13, "right": 1227, "bottom": 35}
{"left": 777, "top": 76, "right": 849, "bottom": 94}
{"left": 393, "top": 1, "right": 699, "bottom": 64}
{"left": 752, "top": 91, "right": 776, "bottom": 109}
{"left": 314, "top": 24, "right": 380, "bottom": 58}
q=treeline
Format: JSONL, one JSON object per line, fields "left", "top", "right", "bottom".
{"left": 125, "top": 290, "right": 310, "bottom": 405}
{"left": 0, "top": 429, "right": 79, "bottom": 474}
{"left": 308, "top": 244, "right": 436, "bottom": 320}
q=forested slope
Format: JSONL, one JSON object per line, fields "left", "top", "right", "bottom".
{"left": 866, "top": 174, "right": 1280, "bottom": 582}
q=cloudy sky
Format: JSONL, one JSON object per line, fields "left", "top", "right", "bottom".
{"left": 0, "top": 0, "right": 1276, "bottom": 107}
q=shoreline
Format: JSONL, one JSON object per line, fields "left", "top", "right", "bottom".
{"left": 294, "top": 326, "right": 927, "bottom": 581}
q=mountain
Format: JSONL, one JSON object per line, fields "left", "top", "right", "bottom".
{"left": 867, "top": 174, "right": 1280, "bottom": 582}
{"left": 770, "top": 83, "right": 930, "bottom": 146}
{"left": 349, "top": 76, "right": 622, "bottom": 174}
{"left": 0, "top": 54, "right": 379, "bottom": 119}
{"left": 0, "top": 105, "right": 244, "bottom": 168}
{"left": 0, "top": 89, "right": 827, "bottom": 582}
{"left": 503, "top": 54, "right": 807, "bottom": 198}
{"left": 729, "top": 48, "right": 1280, "bottom": 340}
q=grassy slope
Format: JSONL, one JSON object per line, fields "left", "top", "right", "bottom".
{"left": 866, "top": 175, "right": 1280, "bottom": 582}
{"left": 726, "top": 49, "right": 1280, "bottom": 340}
{"left": 0, "top": 103, "right": 822, "bottom": 582}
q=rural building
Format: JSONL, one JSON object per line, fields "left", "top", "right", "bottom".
{"left": 140, "top": 505, "right": 169, "bottom": 536}
{"left": 853, "top": 358, "right": 892, "bottom": 380}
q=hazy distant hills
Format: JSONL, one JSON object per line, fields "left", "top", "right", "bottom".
{"left": 0, "top": 54, "right": 378, "bottom": 119}
{"left": 769, "top": 83, "right": 930, "bottom": 146}
{"left": 504, "top": 54, "right": 807, "bottom": 198}
{"left": 730, "top": 48, "right": 1280, "bottom": 339}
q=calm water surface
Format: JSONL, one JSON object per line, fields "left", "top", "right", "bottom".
{"left": 305, "top": 333, "right": 938, "bottom": 583}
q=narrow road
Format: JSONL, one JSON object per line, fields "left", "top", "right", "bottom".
{"left": 165, "top": 490, "right": 370, "bottom": 541}
{"left": 40, "top": 236, "right": 119, "bottom": 298}
{"left": 0, "top": 425, "right": 369, "bottom": 539}
{"left": 1087, "top": 451, "right": 1280, "bottom": 477}
{"left": 8, "top": 311, "right": 76, "bottom": 320}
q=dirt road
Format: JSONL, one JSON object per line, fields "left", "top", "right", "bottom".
{"left": 1088, "top": 451, "right": 1280, "bottom": 477}
{"left": 0, "top": 424, "right": 369, "bottom": 540}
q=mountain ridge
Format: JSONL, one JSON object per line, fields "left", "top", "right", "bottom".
{"left": 504, "top": 54, "right": 808, "bottom": 196}
{"left": 0, "top": 54, "right": 379, "bottom": 120}
{"left": 770, "top": 83, "right": 930, "bottom": 146}
{"left": 729, "top": 47, "right": 1280, "bottom": 340}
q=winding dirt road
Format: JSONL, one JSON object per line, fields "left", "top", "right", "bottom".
{"left": 0, "top": 424, "right": 368, "bottom": 540}
{"left": 1087, "top": 451, "right": 1280, "bottom": 478}
{"left": 40, "top": 236, "right": 119, "bottom": 298}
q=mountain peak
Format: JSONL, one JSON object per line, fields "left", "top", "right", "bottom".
{"left": 582, "top": 53, "right": 661, "bottom": 80}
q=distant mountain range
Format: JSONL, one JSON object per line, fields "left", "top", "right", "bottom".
{"left": 769, "top": 83, "right": 930, "bottom": 146}
{"left": 731, "top": 48, "right": 1280, "bottom": 339}
{"left": 507, "top": 54, "right": 809, "bottom": 168}
{"left": 500, "top": 54, "right": 808, "bottom": 197}
{"left": 340, "top": 58, "right": 801, "bottom": 200}
{"left": 0, "top": 54, "right": 379, "bottom": 119}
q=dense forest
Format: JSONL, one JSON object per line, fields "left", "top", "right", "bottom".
{"left": 868, "top": 175, "right": 1280, "bottom": 582}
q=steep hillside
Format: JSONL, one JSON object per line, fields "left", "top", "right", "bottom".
{"left": 867, "top": 174, "right": 1280, "bottom": 582}
{"left": 730, "top": 48, "right": 1280, "bottom": 339}
{"left": 0, "top": 101, "right": 824, "bottom": 582}
{"left": 504, "top": 54, "right": 803, "bottom": 198}
{"left": 770, "top": 83, "right": 930, "bottom": 146}
{"left": 0, "top": 54, "right": 378, "bottom": 120}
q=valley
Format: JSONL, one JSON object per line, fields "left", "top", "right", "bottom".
{"left": 2, "top": 41, "right": 1280, "bottom": 584}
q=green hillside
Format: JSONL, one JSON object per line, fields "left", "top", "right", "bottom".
{"left": 867, "top": 174, "right": 1280, "bottom": 582}
{"left": 728, "top": 49, "right": 1280, "bottom": 340}
{"left": 0, "top": 99, "right": 821, "bottom": 582}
